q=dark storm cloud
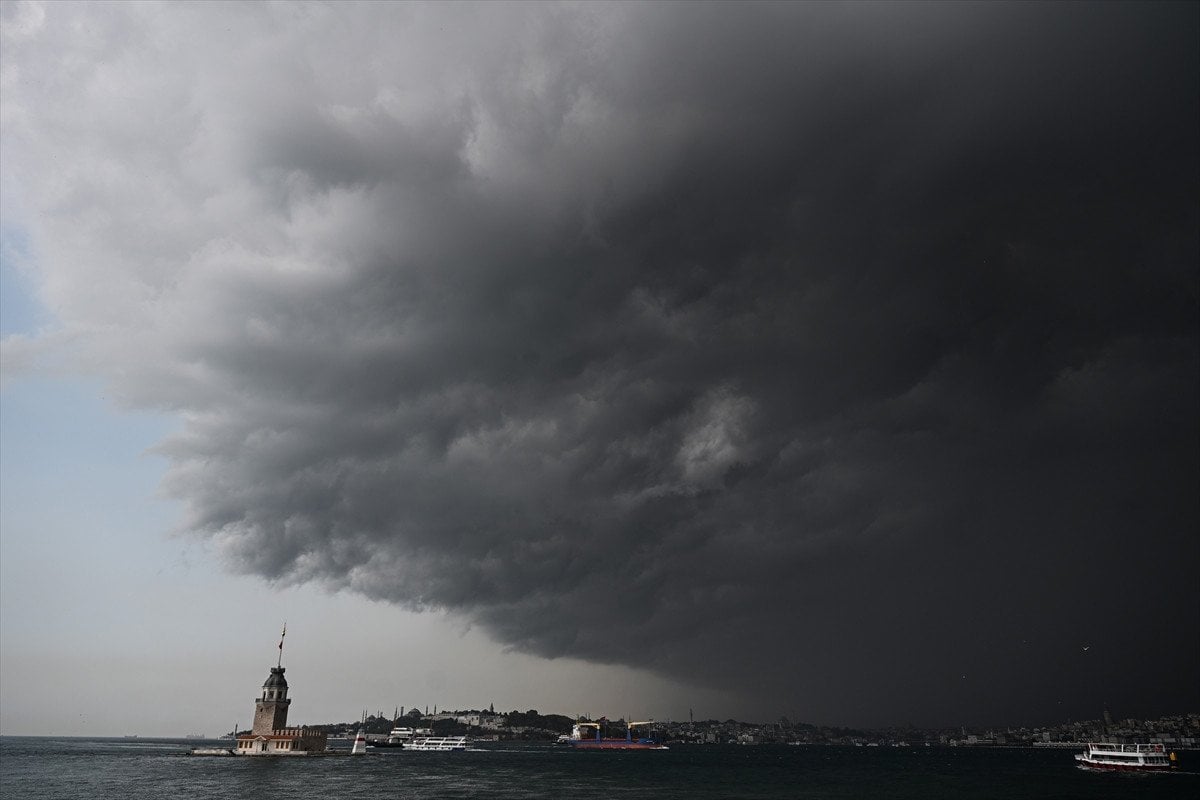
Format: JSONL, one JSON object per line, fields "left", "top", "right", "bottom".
{"left": 5, "top": 1, "right": 1196, "bottom": 725}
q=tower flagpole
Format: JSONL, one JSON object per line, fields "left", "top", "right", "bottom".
{"left": 277, "top": 622, "right": 287, "bottom": 668}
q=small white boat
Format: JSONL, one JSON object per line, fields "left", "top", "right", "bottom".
{"left": 405, "top": 736, "right": 468, "bottom": 751}
{"left": 1074, "top": 742, "right": 1174, "bottom": 771}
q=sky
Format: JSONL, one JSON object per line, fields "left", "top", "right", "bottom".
{"left": 1, "top": 1, "right": 1197, "bottom": 736}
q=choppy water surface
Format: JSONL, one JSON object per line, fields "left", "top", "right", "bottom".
{"left": 2, "top": 737, "right": 1196, "bottom": 799}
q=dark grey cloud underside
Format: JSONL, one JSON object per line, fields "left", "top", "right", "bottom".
{"left": 150, "top": 2, "right": 1197, "bottom": 725}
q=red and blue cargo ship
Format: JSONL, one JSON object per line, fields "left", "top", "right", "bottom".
{"left": 567, "top": 720, "right": 668, "bottom": 750}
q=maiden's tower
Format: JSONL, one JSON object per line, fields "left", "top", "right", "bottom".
{"left": 234, "top": 625, "right": 327, "bottom": 755}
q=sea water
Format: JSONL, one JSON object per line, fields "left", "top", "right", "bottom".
{"left": 1, "top": 736, "right": 1196, "bottom": 799}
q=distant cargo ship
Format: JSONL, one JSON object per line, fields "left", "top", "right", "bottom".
{"left": 568, "top": 720, "right": 667, "bottom": 750}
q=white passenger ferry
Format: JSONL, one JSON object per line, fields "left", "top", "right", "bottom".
{"left": 1074, "top": 742, "right": 1174, "bottom": 771}
{"left": 405, "top": 736, "right": 468, "bottom": 751}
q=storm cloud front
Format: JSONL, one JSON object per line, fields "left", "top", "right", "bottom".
{"left": 2, "top": 1, "right": 1196, "bottom": 726}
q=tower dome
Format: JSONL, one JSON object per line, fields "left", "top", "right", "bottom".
{"left": 263, "top": 667, "right": 288, "bottom": 690}
{"left": 260, "top": 666, "right": 290, "bottom": 701}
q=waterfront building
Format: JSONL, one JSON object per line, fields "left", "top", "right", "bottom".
{"left": 234, "top": 626, "right": 327, "bottom": 756}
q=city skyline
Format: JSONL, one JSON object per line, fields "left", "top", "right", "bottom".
{"left": 2, "top": 1, "right": 1197, "bottom": 737}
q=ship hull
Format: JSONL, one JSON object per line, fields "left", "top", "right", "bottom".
{"left": 569, "top": 740, "right": 668, "bottom": 750}
{"left": 1075, "top": 758, "right": 1170, "bottom": 772}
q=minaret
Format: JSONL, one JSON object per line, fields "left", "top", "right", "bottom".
{"left": 252, "top": 624, "right": 291, "bottom": 734}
